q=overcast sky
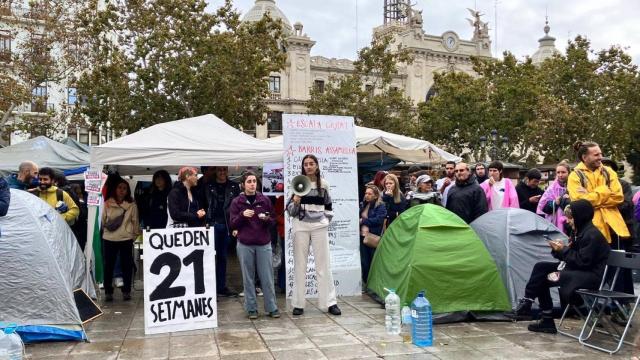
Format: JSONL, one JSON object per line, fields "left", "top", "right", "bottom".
{"left": 207, "top": 0, "right": 640, "bottom": 64}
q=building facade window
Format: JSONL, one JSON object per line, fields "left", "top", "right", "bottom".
{"left": 314, "top": 79, "right": 325, "bottom": 93}
{"left": 0, "top": 32, "right": 10, "bottom": 62}
{"left": 267, "top": 111, "right": 283, "bottom": 133}
{"left": 31, "top": 85, "right": 48, "bottom": 112}
{"left": 268, "top": 76, "right": 281, "bottom": 93}
{"left": 425, "top": 86, "right": 437, "bottom": 101}
{"left": 67, "top": 87, "right": 77, "bottom": 105}
{"left": 365, "top": 84, "right": 374, "bottom": 97}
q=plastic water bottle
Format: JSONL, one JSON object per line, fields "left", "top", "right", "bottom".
{"left": 384, "top": 288, "right": 401, "bottom": 335}
{"left": 0, "top": 326, "right": 24, "bottom": 360}
{"left": 401, "top": 305, "right": 412, "bottom": 343}
{"left": 411, "top": 291, "right": 433, "bottom": 347}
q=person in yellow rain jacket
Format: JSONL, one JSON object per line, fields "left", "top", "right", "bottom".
{"left": 37, "top": 167, "right": 79, "bottom": 225}
{"left": 568, "top": 141, "right": 629, "bottom": 243}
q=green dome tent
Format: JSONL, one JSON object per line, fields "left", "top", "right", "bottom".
{"left": 367, "top": 204, "right": 510, "bottom": 323}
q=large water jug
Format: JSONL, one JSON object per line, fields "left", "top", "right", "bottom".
{"left": 384, "top": 288, "right": 401, "bottom": 335}
{"left": 0, "top": 326, "right": 24, "bottom": 360}
{"left": 411, "top": 291, "right": 433, "bottom": 347}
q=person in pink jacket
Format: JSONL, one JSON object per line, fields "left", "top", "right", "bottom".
{"left": 479, "top": 161, "right": 519, "bottom": 210}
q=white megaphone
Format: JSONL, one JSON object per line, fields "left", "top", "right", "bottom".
{"left": 291, "top": 175, "right": 311, "bottom": 197}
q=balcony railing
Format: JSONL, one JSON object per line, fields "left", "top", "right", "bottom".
{"left": 268, "top": 92, "right": 281, "bottom": 100}
{"left": 30, "top": 102, "right": 55, "bottom": 113}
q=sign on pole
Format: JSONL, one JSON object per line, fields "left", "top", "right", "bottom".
{"left": 143, "top": 227, "right": 217, "bottom": 335}
{"left": 283, "top": 114, "right": 361, "bottom": 298}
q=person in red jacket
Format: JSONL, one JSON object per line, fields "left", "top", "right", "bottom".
{"left": 229, "top": 171, "right": 279, "bottom": 319}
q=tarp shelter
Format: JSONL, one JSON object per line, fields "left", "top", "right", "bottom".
{"left": 0, "top": 136, "right": 89, "bottom": 176}
{"left": 0, "top": 190, "right": 96, "bottom": 343}
{"left": 264, "top": 125, "right": 461, "bottom": 164}
{"left": 90, "top": 114, "right": 284, "bottom": 175}
{"left": 61, "top": 137, "right": 90, "bottom": 154}
{"left": 470, "top": 208, "right": 568, "bottom": 308}
{"left": 367, "top": 204, "right": 510, "bottom": 323}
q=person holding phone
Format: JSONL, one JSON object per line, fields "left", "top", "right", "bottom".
{"left": 506, "top": 200, "right": 610, "bottom": 334}
{"left": 229, "top": 171, "right": 279, "bottom": 319}
{"left": 537, "top": 161, "right": 571, "bottom": 233}
{"left": 516, "top": 168, "right": 544, "bottom": 213}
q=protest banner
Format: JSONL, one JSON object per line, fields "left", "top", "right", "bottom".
{"left": 283, "top": 114, "right": 361, "bottom": 298}
{"left": 143, "top": 227, "right": 217, "bottom": 334}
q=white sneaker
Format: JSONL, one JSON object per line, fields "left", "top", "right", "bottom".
{"left": 256, "top": 287, "right": 263, "bottom": 297}
{"left": 114, "top": 277, "right": 124, "bottom": 288}
{"left": 239, "top": 291, "right": 245, "bottom": 297}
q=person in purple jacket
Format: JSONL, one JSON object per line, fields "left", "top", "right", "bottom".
{"left": 230, "top": 171, "right": 280, "bottom": 319}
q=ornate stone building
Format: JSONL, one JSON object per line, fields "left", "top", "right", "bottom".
{"left": 243, "top": 0, "right": 494, "bottom": 139}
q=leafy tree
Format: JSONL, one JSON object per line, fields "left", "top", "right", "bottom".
{"left": 0, "top": 0, "right": 86, "bottom": 139}
{"left": 74, "top": 0, "right": 286, "bottom": 132}
{"left": 307, "top": 36, "right": 415, "bottom": 135}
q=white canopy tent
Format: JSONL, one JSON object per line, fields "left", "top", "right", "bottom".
{"left": 90, "top": 114, "right": 284, "bottom": 174}
{"left": 265, "top": 125, "right": 461, "bottom": 164}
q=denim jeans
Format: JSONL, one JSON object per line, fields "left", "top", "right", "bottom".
{"left": 214, "top": 223, "right": 230, "bottom": 292}
{"left": 237, "top": 242, "right": 277, "bottom": 313}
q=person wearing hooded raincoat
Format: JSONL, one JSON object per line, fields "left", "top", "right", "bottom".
{"left": 537, "top": 161, "right": 571, "bottom": 233}
{"left": 506, "top": 199, "right": 610, "bottom": 334}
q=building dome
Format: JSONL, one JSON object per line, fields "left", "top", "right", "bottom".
{"left": 242, "top": 0, "right": 293, "bottom": 35}
{"left": 531, "top": 19, "right": 560, "bottom": 65}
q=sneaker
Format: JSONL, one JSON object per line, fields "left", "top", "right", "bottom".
{"left": 328, "top": 304, "right": 342, "bottom": 316}
{"left": 238, "top": 291, "right": 245, "bottom": 297}
{"left": 105, "top": 293, "right": 113, "bottom": 302}
{"left": 114, "top": 277, "right": 124, "bottom": 288}
{"left": 292, "top": 307, "right": 304, "bottom": 316}
{"left": 505, "top": 298, "right": 533, "bottom": 321}
{"left": 248, "top": 311, "right": 259, "bottom": 320}
{"left": 527, "top": 316, "right": 557, "bottom": 334}
{"left": 256, "top": 287, "right": 263, "bottom": 297}
{"left": 269, "top": 310, "right": 281, "bottom": 318}
{"left": 122, "top": 292, "right": 132, "bottom": 301}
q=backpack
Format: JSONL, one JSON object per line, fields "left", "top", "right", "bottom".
{"left": 574, "top": 168, "right": 610, "bottom": 189}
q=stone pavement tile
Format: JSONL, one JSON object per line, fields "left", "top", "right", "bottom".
{"left": 68, "top": 339, "right": 123, "bottom": 356}
{"left": 170, "top": 329, "right": 216, "bottom": 337}
{"left": 319, "top": 344, "right": 379, "bottom": 359}
{"left": 272, "top": 348, "right": 328, "bottom": 360}
{"left": 459, "top": 335, "right": 519, "bottom": 350}
{"left": 308, "top": 333, "right": 363, "bottom": 348}
{"left": 426, "top": 335, "right": 474, "bottom": 354}
{"left": 367, "top": 341, "right": 426, "bottom": 356}
{"left": 257, "top": 325, "right": 305, "bottom": 341}
{"left": 220, "top": 352, "right": 274, "bottom": 360}
{"left": 86, "top": 329, "right": 128, "bottom": 342}
{"left": 434, "top": 350, "right": 495, "bottom": 360}
{"left": 290, "top": 316, "right": 337, "bottom": 328}
{"left": 216, "top": 330, "right": 268, "bottom": 356}
{"left": 300, "top": 324, "right": 351, "bottom": 337}
{"left": 498, "top": 333, "right": 565, "bottom": 348}
{"left": 125, "top": 327, "right": 172, "bottom": 339}
{"left": 477, "top": 345, "right": 542, "bottom": 360}
{"left": 438, "top": 324, "right": 490, "bottom": 338}
{"left": 332, "top": 315, "right": 379, "bottom": 326}
{"left": 68, "top": 354, "right": 119, "bottom": 360}
{"left": 215, "top": 321, "right": 257, "bottom": 331}
{"left": 351, "top": 328, "right": 404, "bottom": 344}
{"left": 25, "top": 342, "right": 76, "bottom": 358}
{"left": 117, "top": 338, "right": 170, "bottom": 360}
{"left": 384, "top": 354, "right": 439, "bottom": 360}
{"left": 169, "top": 334, "right": 218, "bottom": 359}
{"left": 480, "top": 322, "right": 531, "bottom": 335}
{"left": 264, "top": 335, "right": 317, "bottom": 351}
{"left": 25, "top": 355, "right": 69, "bottom": 360}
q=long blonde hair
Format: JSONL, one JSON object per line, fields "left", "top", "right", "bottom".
{"left": 383, "top": 174, "right": 402, "bottom": 204}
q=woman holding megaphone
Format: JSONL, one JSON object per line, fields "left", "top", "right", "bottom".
{"left": 287, "top": 154, "right": 342, "bottom": 316}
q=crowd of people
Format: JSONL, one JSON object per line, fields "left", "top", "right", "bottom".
{"left": 5, "top": 139, "right": 640, "bottom": 330}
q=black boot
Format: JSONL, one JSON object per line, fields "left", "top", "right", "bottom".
{"left": 505, "top": 298, "right": 533, "bottom": 321}
{"left": 528, "top": 314, "right": 557, "bottom": 334}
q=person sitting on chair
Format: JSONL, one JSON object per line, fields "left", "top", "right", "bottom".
{"left": 506, "top": 199, "right": 610, "bottom": 334}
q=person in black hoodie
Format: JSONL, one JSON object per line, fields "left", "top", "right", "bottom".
{"left": 168, "top": 167, "right": 206, "bottom": 227}
{"left": 445, "top": 162, "right": 488, "bottom": 224}
{"left": 506, "top": 199, "right": 611, "bottom": 334}
{"left": 138, "top": 170, "right": 172, "bottom": 229}
{"left": 516, "top": 168, "right": 544, "bottom": 213}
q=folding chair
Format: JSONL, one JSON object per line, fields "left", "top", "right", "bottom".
{"left": 574, "top": 250, "right": 640, "bottom": 354}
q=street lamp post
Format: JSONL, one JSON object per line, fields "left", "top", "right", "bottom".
{"left": 479, "top": 129, "right": 509, "bottom": 161}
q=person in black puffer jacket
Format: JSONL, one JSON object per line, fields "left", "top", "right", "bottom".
{"left": 506, "top": 199, "right": 610, "bottom": 334}
{"left": 138, "top": 170, "right": 172, "bottom": 229}
{"left": 445, "top": 163, "right": 488, "bottom": 224}
{"left": 168, "top": 167, "right": 206, "bottom": 227}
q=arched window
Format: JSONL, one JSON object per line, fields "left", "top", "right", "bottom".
{"left": 425, "top": 86, "right": 436, "bottom": 102}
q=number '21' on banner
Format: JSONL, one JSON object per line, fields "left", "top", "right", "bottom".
{"left": 143, "top": 227, "right": 217, "bottom": 334}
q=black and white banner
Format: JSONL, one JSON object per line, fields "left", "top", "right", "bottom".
{"left": 143, "top": 227, "right": 217, "bottom": 334}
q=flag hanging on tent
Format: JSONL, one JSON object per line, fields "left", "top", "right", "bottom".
{"left": 92, "top": 209, "right": 103, "bottom": 283}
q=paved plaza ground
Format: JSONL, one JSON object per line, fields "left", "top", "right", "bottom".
{"left": 23, "top": 252, "right": 640, "bottom": 359}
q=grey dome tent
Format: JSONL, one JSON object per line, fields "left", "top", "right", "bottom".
{"left": 470, "top": 208, "right": 568, "bottom": 309}
{"left": 0, "top": 190, "right": 95, "bottom": 342}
